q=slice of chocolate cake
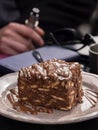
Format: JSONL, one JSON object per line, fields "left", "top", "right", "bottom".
{"left": 17, "top": 58, "right": 83, "bottom": 111}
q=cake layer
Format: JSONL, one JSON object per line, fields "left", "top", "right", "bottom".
{"left": 18, "top": 58, "right": 83, "bottom": 110}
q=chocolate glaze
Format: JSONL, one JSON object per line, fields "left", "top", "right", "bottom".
{"left": 84, "top": 88, "right": 98, "bottom": 107}
{"left": 7, "top": 88, "right": 53, "bottom": 115}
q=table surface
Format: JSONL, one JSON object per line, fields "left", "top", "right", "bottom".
{"left": 0, "top": 115, "right": 98, "bottom": 130}
{"left": 0, "top": 56, "right": 98, "bottom": 130}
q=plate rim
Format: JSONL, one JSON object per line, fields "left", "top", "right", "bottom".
{"left": 0, "top": 71, "right": 98, "bottom": 124}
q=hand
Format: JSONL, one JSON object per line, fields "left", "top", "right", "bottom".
{"left": 0, "top": 22, "right": 45, "bottom": 55}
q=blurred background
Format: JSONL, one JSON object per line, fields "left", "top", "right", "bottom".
{"left": 78, "top": 3, "right": 98, "bottom": 36}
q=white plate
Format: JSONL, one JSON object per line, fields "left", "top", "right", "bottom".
{"left": 0, "top": 72, "right": 98, "bottom": 124}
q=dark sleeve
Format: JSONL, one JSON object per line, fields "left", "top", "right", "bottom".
{"left": 0, "top": 0, "right": 97, "bottom": 32}
{"left": 0, "top": 0, "right": 20, "bottom": 28}
{"left": 38, "top": 0, "right": 98, "bottom": 32}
